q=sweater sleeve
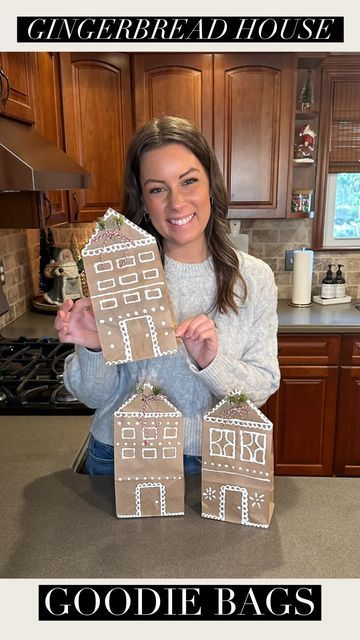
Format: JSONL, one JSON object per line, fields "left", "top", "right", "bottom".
{"left": 192, "top": 264, "right": 280, "bottom": 406}
{"left": 63, "top": 346, "right": 132, "bottom": 409}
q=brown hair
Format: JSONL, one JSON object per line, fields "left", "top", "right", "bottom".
{"left": 122, "top": 116, "right": 247, "bottom": 314}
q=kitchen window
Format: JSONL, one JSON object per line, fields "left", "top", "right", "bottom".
{"left": 323, "top": 173, "right": 360, "bottom": 248}
{"left": 313, "top": 63, "right": 360, "bottom": 250}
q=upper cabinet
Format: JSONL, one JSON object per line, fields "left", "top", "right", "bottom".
{"left": 33, "top": 52, "right": 69, "bottom": 226}
{"left": 0, "top": 52, "right": 36, "bottom": 123}
{"left": 60, "top": 53, "right": 133, "bottom": 223}
{"left": 133, "top": 53, "right": 213, "bottom": 143}
{"left": 214, "top": 53, "right": 297, "bottom": 219}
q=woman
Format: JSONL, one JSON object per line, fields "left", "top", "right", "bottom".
{"left": 55, "top": 116, "right": 280, "bottom": 475}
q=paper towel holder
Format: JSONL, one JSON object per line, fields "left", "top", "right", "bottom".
{"left": 288, "top": 246, "right": 314, "bottom": 308}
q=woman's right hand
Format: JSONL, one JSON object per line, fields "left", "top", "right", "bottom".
{"left": 54, "top": 297, "right": 101, "bottom": 350}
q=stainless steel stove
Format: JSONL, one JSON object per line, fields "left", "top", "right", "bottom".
{"left": 0, "top": 336, "right": 94, "bottom": 415}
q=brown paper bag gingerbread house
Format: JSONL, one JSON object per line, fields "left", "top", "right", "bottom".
{"left": 82, "top": 208, "right": 178, "bottom": 364}
{"left": 114, "top": 383, "right": 184, "bottom": 519}
{"left": 202, "top": 391, "right": 274, "bottom": 528}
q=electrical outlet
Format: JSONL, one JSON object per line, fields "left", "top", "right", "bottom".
{"left": 0, "top": 260, "right": 5, "bottom": 286}
{"left": 285, "top": 250, "right": 294, "bottom": 271}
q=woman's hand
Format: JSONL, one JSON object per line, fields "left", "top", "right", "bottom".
{"left": 175, "top": 315, "right": 218, "bottom": 370}
{"left": 54, "top": 298, "right": 101, "bottom": 350}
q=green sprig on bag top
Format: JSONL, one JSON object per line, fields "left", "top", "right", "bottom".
{"left": 96, "top": 213, "right": 124, "bottom": 230}
{"left": 226, "top": 391, "right": 249, "bottom": 406}
{"left": 135, "top": 383, "right": 163, "bottom": 397}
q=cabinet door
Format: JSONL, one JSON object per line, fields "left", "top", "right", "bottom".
{"left": 267, "top": 365, "right": 338, "bottom": 476}
{"left": 334, "top": 367, "right": 360, "bottom": 476}
{"left": 60, "top": 53, "right": 133, "bottom": 223}
{"left": 0, "top": 52, "right": 36, "bottom": 123}
{"left": 214, "top": 53, "right": 296, "bottom": 218}
{"left": 34, "top": 53, "right": 69, "bottom": 226}
{"left": 133, "top": 53, "right": 213, "bottom": 143}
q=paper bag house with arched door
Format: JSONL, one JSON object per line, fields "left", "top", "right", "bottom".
{"left": 82, "top": 208, "right": 178, "bottom": 364}
{"left": 202, "top": 391, "right": 274, "bottom": 528}
{"left": 114, "top": 383, "right": 184, "bottom": 519}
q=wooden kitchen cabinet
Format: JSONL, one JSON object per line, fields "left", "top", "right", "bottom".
{"left": 133, "top": 53, "right": 213, "bottom": 143}
{"left": 334, "top": 335, "right": 360, "bottom": 476}
{"left": 214, "top": 53, "right": 297, "bottom": 219}
{"left": 267, "top": 334, "right": 340, "bottom": 476}
{"left": 33, "top": 52, "right": 69, "bottom": 226}
{"left": 0, "top": 52, "right": 37, "bottom": 123}
{"left": 60, "top": 52, "right": 133, "bottom": 223}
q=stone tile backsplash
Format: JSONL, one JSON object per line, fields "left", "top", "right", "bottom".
{"left": 0, "top": 219, "right": 359, "bottom": 328}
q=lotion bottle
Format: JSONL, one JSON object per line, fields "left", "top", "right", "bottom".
{"left": 321, "top": 264, "right": 335, "bottom": 299}
{"left": 335, "top": 264, "right": 346, "bottom": 298}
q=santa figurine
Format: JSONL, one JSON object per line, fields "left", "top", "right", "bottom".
{"left": 298, "top": 124, "right": 316, "bottom": 157}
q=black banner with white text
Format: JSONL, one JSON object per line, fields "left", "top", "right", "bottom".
{"left": 38, "top": 584, "right": 322, "bottom": 620}
{"left": 17, "top": 16, "right": 344, "bottom": 43}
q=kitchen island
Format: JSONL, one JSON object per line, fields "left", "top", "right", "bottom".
{"left": 0, "top": 415, "right": 359, "bottom": 578}
{"left": 0, "top": 306, "right": 359, "bottom": 578}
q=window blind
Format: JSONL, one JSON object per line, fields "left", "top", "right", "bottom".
{"left": 329, "top": 80, "right": 360, "bottom": 173}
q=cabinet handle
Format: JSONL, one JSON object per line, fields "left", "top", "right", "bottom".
{"left": 72, "top": 191, "right": 79, "bottom": 222}
{"left": 44, "top": 195, "right": 52, "bottom": 226}
{"left": 0, "top": 68, "right": 10, "bottom": 108}
{"left": 0, "top": 68, "right": 3, "bottom": 102}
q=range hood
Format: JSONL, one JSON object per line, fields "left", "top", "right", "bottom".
{"left": 0, "top": 118, "right": 92, "bottom": 191}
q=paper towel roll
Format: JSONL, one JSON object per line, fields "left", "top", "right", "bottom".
{"left": 292, "top": 249, "right": 314, "bottom": 305}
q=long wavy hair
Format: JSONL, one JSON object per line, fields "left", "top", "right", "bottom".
{"left": 122, "top": 116, "right": 247, "bottom": 314}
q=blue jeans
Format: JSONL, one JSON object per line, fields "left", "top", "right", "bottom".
{"left": 84, "top": 435, "right": 201, "bottom": 476}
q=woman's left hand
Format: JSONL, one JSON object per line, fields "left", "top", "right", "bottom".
{"left": 175, "top": 315, "right": 218, "bottom": 370}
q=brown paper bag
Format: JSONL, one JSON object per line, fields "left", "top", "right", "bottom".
{"left": 201, "top": 391, "right": 274, "bottom": 528}
{"left": 114, "top": 383, "right": 184, "bottom": 518}
{"left": 82, "top": 208, "right": 178, "bottom": 364}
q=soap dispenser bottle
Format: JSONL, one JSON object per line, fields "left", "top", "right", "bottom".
{"left": 335, "top": 264, "right": 346, "bottom": 298}
{"left": 321, "top": 264, "right": 335, "bottom": 299}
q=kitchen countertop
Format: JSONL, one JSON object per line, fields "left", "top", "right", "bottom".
{"left": 277, "top": 298, "right": 360, "bottom": 333}
{"left": 0, "top": 415, "right": 359, "bottom": 579}
{"left": 1, "top": 306, "right": 359, "bottom": 578}
{"left": 1, "top": 301, "right": 360, "bottom": 339}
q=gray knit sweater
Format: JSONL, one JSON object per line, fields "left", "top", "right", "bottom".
{"left": 63, "top": 251, "right": 280, "bottom": 455}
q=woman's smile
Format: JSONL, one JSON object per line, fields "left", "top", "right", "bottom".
{"left": 168, "top": 212, "right": 196, "bottom": 226}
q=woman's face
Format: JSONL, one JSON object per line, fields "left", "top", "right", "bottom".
{"left": 139, "top": 143, "right": 211, "bottom": 261}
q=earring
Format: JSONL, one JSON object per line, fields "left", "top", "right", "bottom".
{"left": 210, "top": 195, "right": 214, "bottom": 208}
{"left": 143, "top": 210, "right": 150, "bottom": 222}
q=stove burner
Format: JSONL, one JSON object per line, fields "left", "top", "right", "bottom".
{"left": 0, "top": 336, "right": 94, "bottom": 415}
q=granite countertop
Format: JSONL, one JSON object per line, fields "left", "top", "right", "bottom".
{"left": 277, "top": 298, "right": 360, "bottom": 333}
{"left": 2, "top": 301, "right": 360, "bottom": 340}
{"left": 0, "top": 416, "right": 359, "bottom": 579}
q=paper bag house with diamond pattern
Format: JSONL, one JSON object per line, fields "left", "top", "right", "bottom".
{"left": 82, "top": 208, "right": 178, "bottom": 364}
{"left": 114, "top": 383, "right": 184, "bottom": 519}
{"left": 202, "top": 391, "right": 274, "bottom": 528}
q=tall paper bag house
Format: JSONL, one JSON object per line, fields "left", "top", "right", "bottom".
{"left": 114, "top": 383, "right": 184, "bottom": 519}
{"left": 202, "top": 391, "right": 274, "bottom": 528}
{"left": 82, "top": 208, "right": 178, "bottom": 364}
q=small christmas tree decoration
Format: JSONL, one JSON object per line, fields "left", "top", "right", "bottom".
{"left": 299, "top": 70, "right": 315, "bottom": 111}
{"left": 70, "top": 233, "right": 89, "bottom": 297}
{"left": 202, "top": 390, "right": 274, "bottom": 528}
{"left": 114, "top": 382, "right": 184, "bottom": 519}
{"left": 39, "top": 228, "right": 52, "bottom": 293}
{"left": 82, "top": 208, "right": 178, "bottom": 365}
